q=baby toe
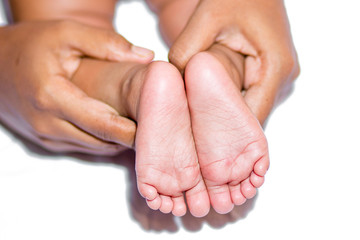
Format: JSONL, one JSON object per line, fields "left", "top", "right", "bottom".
{"left": 171, "top": 195, "right": 187, "bottom": 217}
{"left": 241, "top": 178, "right": 257, "bottom": 199}
{"left": 250, "top": 171, "right": 265, "bottom": 188}
{"left": 146, "top": 195, "right": 161, "bottom": 210}
{"left": 229, "top": 184, "right": 246, "bottom": 205}
{"left": 159, "top": 195, "right": 173, "bottom": 214}
{"left": 207, "top": 184, "right": 234, "bottom": 214}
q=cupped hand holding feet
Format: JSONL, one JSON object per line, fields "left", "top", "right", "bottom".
{"left": 0, "top": 20, "right": 154, "bottom": 154}
{"left": 169, "top": 0, "right": 300, "bottom": 125}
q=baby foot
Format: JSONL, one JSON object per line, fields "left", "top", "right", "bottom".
{"left": 134, "top": 61, "right": 210, "bottom": 217}
{"left": 185, "top": 49, "right": 270, "bottom": 214}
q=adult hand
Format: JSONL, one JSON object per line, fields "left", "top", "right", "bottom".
{"left": 0, "top": 20, "right": 154, "bottom": 155}
{"left": 169, "top": 0, "right": 300, "bottom": 125}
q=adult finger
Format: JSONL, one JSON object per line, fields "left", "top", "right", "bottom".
{"left": 244, "top": 82, "right": 277, "bottom": 126}
{"left": 65, "top": 96, "right": 137, "bottom": 148}
{"left": 60, "top": 21, "right": 154, "bottom": 63}
{"left": 32, "top": 116, "right": 130, "bottom": 151}
{"left": 243, "top": 56, "right": 299, "bottom": 126}
{"left": 41, "top": 77, "right": 137, "bottom": 148}
{"left": 168, "top": 8, "right": 218, "bottom": 71}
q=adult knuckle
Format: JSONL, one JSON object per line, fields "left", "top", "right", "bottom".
{"left": 168, "top": 47, "right": 186, "bottom": 71}
{"left": 33, "top": 92, "right": 49, "bottom": 111}
{"left": 96, "top": 113, "right": 124, "bottom": 142}
{"left": 33, "top": 84, "right": 54, "bottom": 111}
{"left": 167, "top": 47, "right": 177, "bottom": 62}
{"left": 268, "top": 51, "right": 300, "bottom": 80}
{"left": 282, "top": 54, "right": 300, "bottom": 83}
{"left": 281, "top": 54, "right": 298, "bottom": 76}
{"left": 108, "top": 31, "right": 130, "bottom": 51}
{"left": 99, "top": 31, "right": 122, "bottom": 58}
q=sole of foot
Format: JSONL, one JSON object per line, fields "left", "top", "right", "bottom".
{"left": 134, "top": 61, "right": 210, "bottom": 217}
{"left": 185, "top": 51, "right": 270, "bottom": 214}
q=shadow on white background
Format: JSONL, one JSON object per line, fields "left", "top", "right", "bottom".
{"left": 12, "top": 132, "right": 258, "bottom": 232}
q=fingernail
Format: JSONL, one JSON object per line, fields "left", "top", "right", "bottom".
{"left": 131, "top": 45, "right": 154, "bottom": 58}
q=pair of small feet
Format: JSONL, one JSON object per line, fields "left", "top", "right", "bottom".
{"left": 135, "top": 46, "right": 270, "bottom": 217}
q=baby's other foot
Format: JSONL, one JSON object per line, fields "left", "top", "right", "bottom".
{"left": 134, "top": 61, "right": 210, "bottom": 217}
{"left": 185, "top": 46, "right": 270, "bottom": 214}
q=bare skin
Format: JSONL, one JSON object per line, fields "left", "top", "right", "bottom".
{"left": 72, "top": 43, "right": 269, "bottom": 215}
{"left": 3, "top": 0, "right": 154, "bottom": 153}
{"left": 7, "top": 0, "right": 280, "bottom": 215}
{"left": 73, "top": 59, "right": 210, "bottom": 217}
{"left": 148, "top": 0, "right": 270, "bottom": 213}
{"left": 185, "top": 46, "right": 269, "bottom": 213}
{"left": 148, "top": 0, "right": 300, "bottom": 125}
{"left": 7, "top": 0, "right": 211, "bottom": 217}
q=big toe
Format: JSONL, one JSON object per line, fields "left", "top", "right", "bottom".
{"left": 207, "top": 184, "right": 234, "bottom": 214}
{"left": 185, "top": 179, "right": 210, "bottom": 217}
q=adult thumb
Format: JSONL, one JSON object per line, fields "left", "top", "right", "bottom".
{"left": 168, "top": 11, "right": 218, "bottom": 71}
{"left": 66, "top": 21, "right": 154, "bottom": 63}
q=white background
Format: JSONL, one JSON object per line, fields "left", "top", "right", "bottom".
{"left": 1, "top": 0, "right": 360, "bottom": 239}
